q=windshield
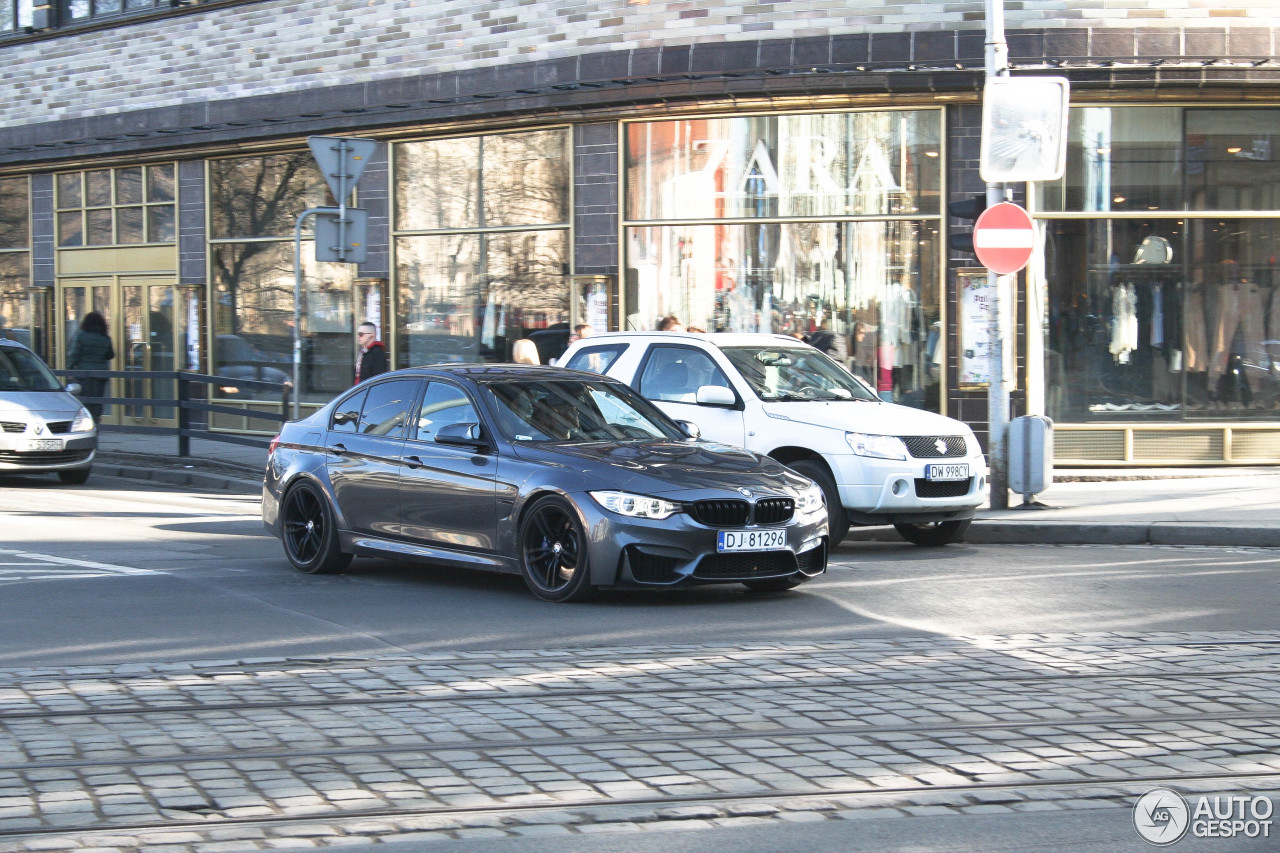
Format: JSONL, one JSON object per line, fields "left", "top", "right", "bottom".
{"left": 0, "top": 347, "right": 63, "bottom": 392}
{"left": 482, "top": 377, "right": 686, "bottom": 443}
{"left": 720, "top": 345, "right": 878, "bottom": 402}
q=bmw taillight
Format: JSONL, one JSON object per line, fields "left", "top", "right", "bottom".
{"left": 268, "top": 434, "right": 281, "bottom": 456}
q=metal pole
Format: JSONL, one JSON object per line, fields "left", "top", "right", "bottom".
{"left": 293, "top": 206, "right": 330, "bottom": 421}
{"left": 985, "top": 0, "right": 1011, "bottom": 509}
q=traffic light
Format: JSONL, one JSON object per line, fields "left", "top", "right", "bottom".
{"left": 947, "top": 194, "right": 987, "bottom": 255}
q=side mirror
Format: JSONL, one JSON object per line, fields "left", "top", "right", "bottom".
{"left": 675, "top": 419, "right": 701, "bottom": 440}
{"left": 436, "top": 421, "right": 484, "bottom": 446}
{"left": 694, "top": 385, "right": 736, "bottom": 408}
{"left": 65, "top": 382, "right": 82, "bottom": 395}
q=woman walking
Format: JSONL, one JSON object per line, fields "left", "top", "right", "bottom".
{"left": 68, "top": 311, "right": 114, "bottom": 421}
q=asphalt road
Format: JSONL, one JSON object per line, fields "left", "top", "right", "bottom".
{"left": 0, "top": 471, "right": 1276, "bottom": 852}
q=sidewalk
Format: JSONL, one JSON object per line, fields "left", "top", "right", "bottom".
{"left": 92, "top": 432, "right": 1280, "bottom": 548}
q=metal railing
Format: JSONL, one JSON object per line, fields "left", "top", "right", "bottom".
{"left": 53, "top": 369, "right": 292, "bottom": 457}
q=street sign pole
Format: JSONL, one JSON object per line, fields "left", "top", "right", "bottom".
{"left": 984, "top": 0, "right": 1011, "bottom": 509}
{"left": 289, "top": 136, "right": 378, "bottom": 420}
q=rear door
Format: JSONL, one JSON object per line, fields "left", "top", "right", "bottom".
{"left": 398, "top": 380, "right": 499, "bottom": 553}
{"left": 326, "top": 378, "right": 420, "bottom": 538}
{"left": 635, "top": 344, "right": 746, "bottom": 446}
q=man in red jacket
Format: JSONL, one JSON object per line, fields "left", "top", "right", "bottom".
{"left": 355, "top": 322, "right": 387, "bottom": 384}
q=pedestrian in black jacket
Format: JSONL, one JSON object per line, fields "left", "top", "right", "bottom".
{"left": 355, "top": 322, "right": 387, "bottom": 384}
{"left": 68, "top": 311, "right": 114, "bottom": 421}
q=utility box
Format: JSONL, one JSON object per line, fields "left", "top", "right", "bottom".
{"left": 1008, "top": 415, "right": 1053, "bottom": 498}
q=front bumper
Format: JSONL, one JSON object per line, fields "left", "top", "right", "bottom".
{"left": 830, "top": 451, "right": 988, "bottom": 518}
{"left": 577, "top": 498, "right": 829, "bottom": 588}
{"left": 0, "top": 434, "right": 96, "bottom": 473}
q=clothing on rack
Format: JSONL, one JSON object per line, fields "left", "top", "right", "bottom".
{"left": 1109, "top": 282, "right": 1138, "bottom": 364}
{"left": 1208, "top": 280, "right": 1264, "bottom": 391}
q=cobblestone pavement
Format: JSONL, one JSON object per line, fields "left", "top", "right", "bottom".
{"left": 0, "top": 627, "right": 1277, "bottom": 851}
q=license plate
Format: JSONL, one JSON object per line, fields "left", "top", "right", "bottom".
{"left": 717, "top": 529, "right": 788, "bottom": 552}
{"left": 926, "top": 463, "right": 969, "bottom": 481}
{"left": 21, "top": 438, "right": 63, "bottom": 452}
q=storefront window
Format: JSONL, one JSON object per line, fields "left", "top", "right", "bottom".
{"left": 208, "top": 153, "right": 351, "bottom": 403}
{"left": 1037, "top": 106, "right": 1280, "bottom": 214}
{"left": 208, "top": 153, "right": 332, "bottom": 240}
{"left": 54, "top": 165, "right": 176, "bottom": 247}
{"left": 625, "top": 110, "right": 943, "bottom": 410}
{"left": 627, "top": 111, "right": 940, "bottom": 220}
{"left": 0, "top": 177, "right": 33, "bottom": 351}
{"left": 1037, "top": 105, "right": 1280, "bottom": 424}
{"left": 1045, "top": 217, "right": 1280, "bottom": 422}
{"left": 393, "top": 128, "right": 571, "bottom": 366}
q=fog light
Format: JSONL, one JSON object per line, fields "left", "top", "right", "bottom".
{"left": 977, "top": 475, "right": 986, "bottom": 491}
{"left": 891, "top": 478, "right": 908, "bottom": 497}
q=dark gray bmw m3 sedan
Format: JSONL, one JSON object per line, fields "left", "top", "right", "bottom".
{"left": 262, "top": 364, "right": 828, "bottom": 601}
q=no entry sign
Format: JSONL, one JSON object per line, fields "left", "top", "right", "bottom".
{"left": 973, "top": 202, "right": 1035, "bottom": 275}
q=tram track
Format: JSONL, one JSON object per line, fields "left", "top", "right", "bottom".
{"left": 2, "top": 666, "right": 1279, "bottom": 720}
{"left": 3, "top": 769, "right": 1278, "bottom": 842}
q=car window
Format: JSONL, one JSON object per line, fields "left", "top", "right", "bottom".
{"left": 637, "top": 346, "right": 729, "bottom": 403}
{"left": 358, "top": 379, "right": 419, "bottom": 438}
{"left": 330, "top": 390, "right": 367, "bottom": 433}
{"left": 412, "top": 381, "right": 480, "bottom": 442}
{"left": 563, "top": 343, "right": 627, "bottom": 375}
{"left": 0, "top": 346, "right": 62, "bottom": 392}
{"left": 720, "top": 345, "right": 877, "bottom": 402}
{"left": 482, "top": 377, "right": 682, "bottom": 443}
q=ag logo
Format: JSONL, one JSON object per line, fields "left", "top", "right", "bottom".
{"left": 1134, "top": 788, "right": 1190, "bottom": 845}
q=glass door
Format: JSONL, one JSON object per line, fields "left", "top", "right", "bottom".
{"left": 119, "top": 277, "right": 181, "bottom": 427}
{"left": 61, "top": 278, "right": 113, "bottom": 422}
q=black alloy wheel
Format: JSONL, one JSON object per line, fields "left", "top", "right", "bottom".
{"left": 519, "top": 495, "right": 593, "bottom": 602}
{"left": 281, "top": 481, "right": 352, "bottom": 574}
{"left": 893, "top": 518, "right": 972, "bottom": 547}
{"left": 789, "top": 459, "right": 848, "bottom": 543}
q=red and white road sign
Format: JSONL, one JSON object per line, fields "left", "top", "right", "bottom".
{"left": 973, "top": 202, "right": 1035, "bottom": 275}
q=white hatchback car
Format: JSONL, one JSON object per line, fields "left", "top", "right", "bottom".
{"left": 0, "top": 339, "right": 97, "bottom": 484}
{"left": 560, "top": 332, "right": 987, "bottom": 545}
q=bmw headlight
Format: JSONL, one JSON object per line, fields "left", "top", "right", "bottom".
{"left": 796, "top": 482, "right": 825, "bottom": 516}
{"left": 590, "top": 490, "right": 680, "bottom": 520}
{"left": 846, "top": 432, "right": 908, "bottom": 460}
{"left": 70, "top": 407, "right": 95, "bottom": 433}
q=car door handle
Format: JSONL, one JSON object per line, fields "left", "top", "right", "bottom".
{"left": 404, "top": 455, "right": 423, "bottom": 469}
{"left": 328, "top": 443, "right": 347, "bottom": 456}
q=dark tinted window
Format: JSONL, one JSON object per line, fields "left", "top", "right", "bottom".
{"left": 359, "top": 379, "right": 418, "bottom": 438}
{"left": 563, "top": 343, "right": 628, "bottom": 375}
{"left": 330, "top": 389, "right": 367, "bottom": 433}
{"left": 411, "top": 381, "right": 480, "bottom": 442}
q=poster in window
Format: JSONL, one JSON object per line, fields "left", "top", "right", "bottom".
{"left": 958, "top": 268, "right": 1016, "bottom": 389}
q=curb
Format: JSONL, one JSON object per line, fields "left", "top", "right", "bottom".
{"left": 94, "top": 455, "right": 261, "bottom": 495}
{"left": 846, "top": 522, "right": 1280, "bottom": 548}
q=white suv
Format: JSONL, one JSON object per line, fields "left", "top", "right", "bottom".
{"left": 560, "top": 332, "right": 987, "bottom": 545}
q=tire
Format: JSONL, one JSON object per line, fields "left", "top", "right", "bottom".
{"left": 894, "top": 519, "right": 971, "bottom": 547}
{"left": 743, "top": 577, "right": 801, "bottom": 593}
{"left": 57, "top": 468, "right": 91, "bottom": 485}
{"left": 789, "top": 459, "right": 848, "bottom": 544}
{"left": 518, "top": 495, "right": 594, "bottom": 602}
{"left": 280, "top": 481, "right": 352, "bottom": 574}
